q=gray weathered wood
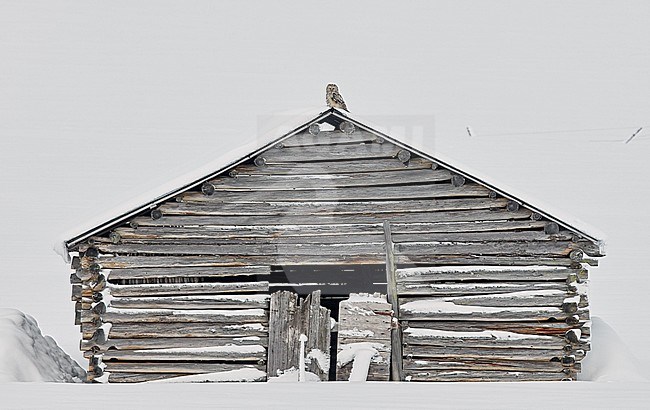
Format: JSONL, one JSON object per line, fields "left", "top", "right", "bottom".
{"left": 158, "top": 197, "right": 509, "bottom": 217}
{"left": 208, "top": 168, "right": 453, "bottom": 190}
{"left": 82, "top": 336, "right": 268, "bottom": 352}
{"left": 281, "top": 130, "right": 378, "bottom": 147}
{"left": 232, "top": 157, "right": 434, "bottom": 175}
{"left": 403, "top": 327, "right": 567, "bottom": 348}
{"left": 97, "top": 254, "right": 576, "bottom": 269}
{"left": 129, "top": 208, "right": 533, "bottom": 229}
{"left": 107, "top": 266, "right": 270, "bottom": 280}
{"left": 403, "top": 345, "right": 583, "bottom": 361}
{"left": 107, "top": 282, "right": 269, "bottom": 297}
{"left": 267, "top": 291, "right": 331, "bottom": 381}
{"left": 336, "top": 294, "right": 391, "bottom": 381}
{"left": 404, "top": 320, "right": 588, "bottom": 336}
{"left": 89, "top": 322, "right": 268, "bottom": 340}
{"left": 404, "top": 370, "right": 575, "bottom": 382}
{"left": 403, "top": 358, "right": 576, "bottom": 373}
{"left": 104, "top": 361, "right": 266, "bottom": 375}
{"left": 101, "top": 307, "right": 267, "bottom": 324}
{"left": 101, "top": 345, "right": 266, "bottom": 362}
{"left": 397, "top": 266, "right": 584, "bottom": 283}
{"left": 259, "top": 142, "right": 400, "bottom": 163}
{"left": 177, "top": 183, "right": 491, "bottom": 203}
{"left": 108, "top": 294, "right": 270, "bottom": 310}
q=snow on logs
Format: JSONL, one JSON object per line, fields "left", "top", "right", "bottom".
{"left": 396, "top": 265, "right": 590, "bottom": 382}
{"left": 71, "top": 257, "right": 272, "bottom": 382}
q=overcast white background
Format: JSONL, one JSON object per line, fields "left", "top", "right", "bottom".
{"left": 1, "top": 0, "right": 649, "bottom": 376}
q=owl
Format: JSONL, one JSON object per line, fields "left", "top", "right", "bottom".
{"left": 326, "top": 83, "right": 349, "bottom": 111}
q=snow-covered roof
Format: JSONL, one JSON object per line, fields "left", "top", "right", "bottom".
{"left": 54, "top": 107, "right": 605, "bottom": 263}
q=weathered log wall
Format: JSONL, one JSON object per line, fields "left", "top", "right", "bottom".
{"left": 67, "top": 127, "right": 600, "bottom": 382}
{"left": 397, "top": 265, "right": 590, "bottom": 382}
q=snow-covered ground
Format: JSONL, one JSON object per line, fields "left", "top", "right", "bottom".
{"left": 0, "top": 309, "right": 85, "bottom": 383}
{"left": 1, "top": 0, "right": 650, "bottom": 407}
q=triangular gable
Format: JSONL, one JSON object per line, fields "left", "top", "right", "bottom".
{"left": 55, "top": 107, "right": 605, "bottom": 262}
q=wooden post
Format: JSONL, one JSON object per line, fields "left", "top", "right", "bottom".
{"left": 383, "top": 221, "right": 403, "bottom": 381}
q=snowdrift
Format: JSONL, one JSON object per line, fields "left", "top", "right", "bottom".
{"left": 0, "top": 308, "right": 85, "bottom": 382}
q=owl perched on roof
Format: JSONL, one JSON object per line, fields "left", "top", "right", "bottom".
{"left": 326, "top": 83, "right": 349, "bottom": 111}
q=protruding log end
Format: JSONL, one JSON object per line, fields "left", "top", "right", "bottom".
{"left": 430, "top": 162, "right": 438, "bottom": 170}
{"left": 451, "top": 174, "right": 466, "bottom": 187}
{"left": 506, "top": 200, "right": 520, "bottom": 212}
{"left": 544, "top": 222, "right": 560, "bottom": 235}
{"left": 274, "top": 142, "right": 284, "bottom": 149}
{"left": 89, "top": 328, "right": 106, "bottom": 344}
{"left": 340, "top": 121, "right": 355, "bottom": 134}
{"left": 150, "top": 209, "right": 163, "bottom": 220}
{"left": 562, "top": 301, "right": 579, "bottom": 314}
{"left": 397, "top": 149, "right": 411, "bottom": 163}
{"left": 566, "top": 315, "right": 580, "bottom": 326}
{"left": 71, "top": 285, "right": 82, "bottom": 302}
{"left": 254, "top": 156, "right": 267, "bottom": 167}
{"left": 228, "top": 169, "right": 239, "bottom": 178}
{"left": 569, "top": 249, "right": 584, "bottom": 262}
{"left": 70, "top": 273, "right": 81, "bottom": 285}
{"left": 201, "top": 182, "right": 215, "bottom": 196}
{"left": 71, "top": 256, "right": 81, "bottom": 270}
{"left": 308, "top": 123, "right": 320, "bottom": 136}
{"left": 92, "top": 302, "right": 107, "bottom": 315}
{"left": 531, "top": 212, "right": 543, "bottom": 221}
{"left": 564, "top": 329, "right": 580, "bottom": 344}
{"left": 85, "top": 247, "right": 99, "bottom": 258}
{"left": 488, "top": 191, "right": 498, "bottom": 199}
{"left": 129, "top": 220, "right": 139, "bottom": 229}
{"left": 89, "top": 263, "right": 101, "bottom": 274}
{"left": 109, "top": 231, "right": 121, "bottom": 244}
{"left": 92, "top": 292, "right": 103, "bottom": 303}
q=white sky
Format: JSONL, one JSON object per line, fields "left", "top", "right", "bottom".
{"left": 1, "top": 0, "right": 649, "bottom": 367}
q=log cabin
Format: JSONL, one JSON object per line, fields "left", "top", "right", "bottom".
{"left": 56, "top": 107, "right": 604, "bottom": 383}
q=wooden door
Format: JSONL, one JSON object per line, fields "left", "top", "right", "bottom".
{"left": 267, "top": 290, "right": 331, "bottom": 380}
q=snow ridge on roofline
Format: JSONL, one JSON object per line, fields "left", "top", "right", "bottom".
{"left": 53, "top": 106, "right": 606, "bottom": 263}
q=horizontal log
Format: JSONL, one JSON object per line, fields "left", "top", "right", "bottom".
{"left": 397, "top": 240, "right": 580, "bottom": 258}
{"left": 397, "top": 282, "right": 570, "bottom": 297}
{"left": 81, "top": 336, "right": 268, "bottom": 352}
{"left": 93, "top": 241, "right": 581, "bottom": 261}
{"left": 97, "top": 254, "right": 576, "bottom": 268}
{"left": 107, "top": 372, "right": 182, "bottom": 383}
{"left": 399, "top": 298, "right": 588, "bottom": 321}
{"left": 158, "top": 197, "right": 508, "bottom": 217}
{"left": 108, "top": 295, "right": 270, "bottom": 310}
{"left": 402, "top": 327, "right": 568, "bottom": 348}
{"left": 403, "top": 320, "right": 588, "bottom": 336}
{"left": 280, "top": 130, "right": 378, "bottom": 147}
{"left": 397, "top": 266, "right": 585, "bottom": 283}
{"left": 102, "top": 345, "right": 266, "bottom": 362}
{"left": 178, "top": 182, "right": 491, "bottom": 203}
{"left": 88, "top": 322, "right": 268, "bottom": 340}
{"left": 208, "top": 169, "right": 452, "bottom": 191}
{"left": 107, "top": 266, "right": 270, "bottom": 280}
{"left": 94, "top": 231, "right": 583, "bottom": 249}
{"left": 233, "top": 157, "right": 434, "bottom": 175}
{"left": 104, "top": 361, "right": 266, "bottom": 374}
{"left": 404, "top": 370, "right": 575, "bottom": 382}
{"left": 258, "top": 142, "right": 400, "bottom": 163}
{"left": 400, "top": 291, "right": 585, "bottom": 309}
{"left": 403, "top": 358, "right": 577, "bottom": 373}
{"left": 107, "top": 282, "right": 269, "bottom": 297}
{"left": 100, "top": 308, "right": 267, "bottom": 324}
{"left": 114, "top": 221, "right": 549, "bottom": 243}
{"left": 129, "top": 209, "right": 534, "bottom": 229}
{"left": 402, "top": 345, "right": 586, "bottom": 361}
